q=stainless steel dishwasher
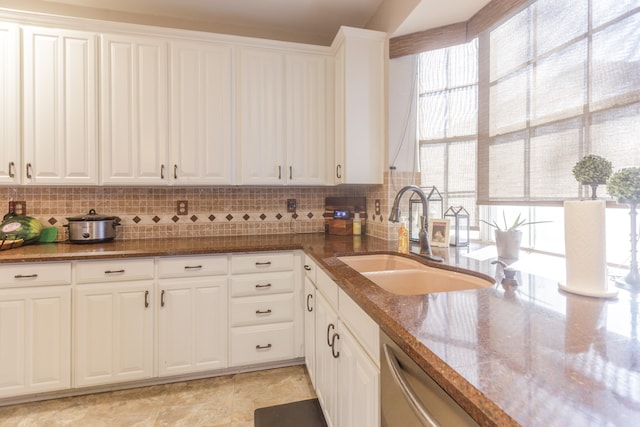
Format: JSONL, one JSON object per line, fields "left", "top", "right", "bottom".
{"left": 380, "top": 331, "right": 479, "bottom": 427}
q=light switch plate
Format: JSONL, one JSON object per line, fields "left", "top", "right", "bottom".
{"left": 287, "top": 199, "right": 297, "bottom": 213}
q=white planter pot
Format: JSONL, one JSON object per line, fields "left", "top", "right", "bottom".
{"left": 495, "top": 230, "right": 522, "bottom": 260}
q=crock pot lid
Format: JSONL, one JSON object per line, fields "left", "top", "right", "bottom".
{"left": 66, "top": 209, "right": 120, "bottom": 221}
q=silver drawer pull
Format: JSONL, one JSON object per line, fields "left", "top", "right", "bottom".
{"left": 256, "top": 344, "right": 272, "bottom": 350}
{"left": 255, "top": 261, "right": 272, "bottom": 266}
{"left": 105, "top": 269, "right": 125, "bottom": 274}
{"left": 255, "top": 283, "right": 272, "bottom": 289}
{"left": 184, "top": 265, "right": 202, "bottom": 270}
{"left": 256, "top": 309, "right": 272, "bottom": 315}
{"left": 14, "top": 274, "right": 38, "bottom": 279}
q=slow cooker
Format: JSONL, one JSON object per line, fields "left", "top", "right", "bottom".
{"left": 64, "top": 209, "right": 121, "bottom": 243}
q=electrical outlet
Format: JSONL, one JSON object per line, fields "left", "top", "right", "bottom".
{"left": 375, "top": 199, "right": 381, "bottom": 215}
{"left": 287, "top": 199, "right": 297, "bottom": 213}
{"left": 177, "top": 200, "right": 188, "bottom": 215}
{"left": 14, "top": 201, "right": 26, "bottom": 215}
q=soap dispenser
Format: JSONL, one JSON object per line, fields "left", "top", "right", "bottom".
{"left": 398, "top": 217, "right": 409, "bottom": 254}
{"left": 353, "top": 212, "right": 362, "bottom": 236}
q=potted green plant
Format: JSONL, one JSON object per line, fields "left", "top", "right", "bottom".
{"left": 481, "top": 213, "right": 549, "bottom": 260}
{"left": 572, "top": 154, "right": 613, "bottom": 199}
{"left": 607, "top": 166, "right": 640, "bottom": 288}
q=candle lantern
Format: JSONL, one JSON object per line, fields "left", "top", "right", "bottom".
{"left": 444, "top": 206, "right": 470, "bottom": 247}
{"left": 408, "top": 186, "right": 443, "bottom": 242}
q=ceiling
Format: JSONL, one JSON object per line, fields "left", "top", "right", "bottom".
{"left": 35, "top": 0, "right": 491, "bottom": 45}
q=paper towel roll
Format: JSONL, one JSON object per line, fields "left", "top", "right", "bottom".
{"left": 560, "top": 200, "right": 617, "bottom": 298}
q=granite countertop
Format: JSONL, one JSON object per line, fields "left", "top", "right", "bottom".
{"left": 2, "top": 234, "right": 638, "bottom": 426}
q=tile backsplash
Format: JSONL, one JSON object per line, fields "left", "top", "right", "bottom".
{"left": 1, "top": 172, "right": 418, "bottom": 242}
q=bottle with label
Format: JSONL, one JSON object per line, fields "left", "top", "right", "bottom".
{"left": 398, "top": 217, "right": 409, "bottom": 254}
{"left": 353, "top": 212, "right": 362, "bottom": 236}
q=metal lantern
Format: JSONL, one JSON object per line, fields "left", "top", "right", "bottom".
{"left": 408, "top": 186, "right": 443, "bottom": 242}
{"left": 444, "top": 206, "right": 469, "bottom": 247}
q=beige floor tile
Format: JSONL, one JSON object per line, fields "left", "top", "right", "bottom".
{"left": 0, "top": 366, "right": 315, "bottom": 427}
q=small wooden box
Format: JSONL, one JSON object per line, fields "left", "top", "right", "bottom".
{"left": 327, "top": 219, "right": 353, "bottom": 236}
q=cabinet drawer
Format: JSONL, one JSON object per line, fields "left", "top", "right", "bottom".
{"left": 231, "top": 293, "right": 294, "bottom": 327}
{"left": 75, "top": 258, "right": 154, "bottom": 283}
{"left": 230, "top": 323, "right": 294, "bottom": 366}
{"left": 230, "top": 271, "right": 294, "bottom": 296}
{"left": 0, "top": 262, "right": 71, "bottom": 287}
{"left": 158, "top": 255, "right": 228, "bottom": 278}
{"left": 231, "top": 252, "right": 294, "bottom": 274}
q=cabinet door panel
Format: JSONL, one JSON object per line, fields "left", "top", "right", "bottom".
{"left": 0, "top": 23, "right": 20, "bottom": 184}
{"left": 286, "top": 53, "right": 328, "bottom": 185}
{"left": 314, "top": 292, "right": 338, "bottom": 427}
{"left": 23, "top": 26, "right": 98, "bottom": 185}
{"left": 237, "top": 48, "right": 284, "bottom": 185}
{"left": 170, "top": 41, "right": 233, "bottom": 185}
{"left": 0, "top": 286, "right": 71, "bottom": 398}
{"left": 158, "top": 277, "right": 228, "bottom": 376}
{"left": 74, "top": 281, "right": 153, "bottom": 387}
{"left": 101, "top": 35, "right": 167, "bottom": 184}
{"left": 304, "top": 278, "right": 316, "bottom": 387}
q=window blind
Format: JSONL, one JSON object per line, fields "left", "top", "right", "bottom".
{"left": 477, "top": 0, "right": 640, "bottom": 205}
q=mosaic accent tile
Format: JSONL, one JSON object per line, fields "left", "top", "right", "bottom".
{"left": 190, "top": 215, "right": 198, "bottom": 222}
{"left": 133, "top": 216, "right": 141, "bottom": 223}
{"left": 243, "top": 214, "right": 250, "bottom": 221}
{"left": 292, "top": 213, "right": 298, "bottom": 219}
{"left": 48, "top": 217, "right": 57, "bottom": 225}
{"left": 276, "top": 213, "right": 283, "bottom": 220}
{"left": 226, "top": 214, "right": 233, "bottom": 221}
{"left": 307, "top": 212, "right": 313, "bottom": 219}
{"left": 260, "top": 213, "right": 267, "bottom": 220}
{"left": 208, "top": 215, "right": 216, "bottom": 221}
{"left": 153, "top": 216, "right": 161, "bottom": 223}
{"left": 172, "top": 215, "right": 179, "bottom": 223}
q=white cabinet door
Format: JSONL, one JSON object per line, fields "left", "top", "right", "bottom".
{"left": 314, "top": 291, "right": 339, "bottom": 427}
{"left": 336, "top": 326, "right": 380, "bottom": 427}
{"left": 304, "top": 277, "right": 316, "bottom": 388}
{"left": 170, "top": 41, "right": 234, "bottom": 185}
{"left": 0, "top": 23, "right": 20, "bottom": 185}
{"left": 23, "top": 26, "right": 98, "bottom": 185}
{"left": 237, "top": 48, "right": 285, "bottom": 185}
{"left": 332, "top": 27, "right": 386, "bottom": 185}
{"left": 157, "top": 276, "right": 228, "bottom": 376}
{"left": 285, "top": 53, "right": 329, "bottom": 185}
{"left": 74, "top": 281, "right": 154, "bottom": 387}
{"left": 0, "top": 286, "right": 71, "bottom": 398}
{"left": 101, "top": 34, "right": 168, "bottom": 185}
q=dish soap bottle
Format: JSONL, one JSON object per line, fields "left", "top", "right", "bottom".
{"left": 353, "top": 212, "right": 362, "bottom": 236}
{"left": 398, "top": 217, "right": 409, "bottom": 254}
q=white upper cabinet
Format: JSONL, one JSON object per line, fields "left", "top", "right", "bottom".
{"left": 169, "top": 40, "right": 234, "bottom": 185}
{"left": 22, "top": 26, "right": 99, "bottom": 185}
{"left": 101, "top": 34, "right": 168, "bottom": 185}
{"left": 237, "top": 47, "right": 331, "bottom": 186}
{"left": 0, "top": 23, "right": 20, "bottom": 185}
{"left": 285, "top": 52, "right": 330, "bottom": 185}
{"left": 332, "top": 27, "right": 386, "bottom": 185}
{"left": 237, "top": 48, "right": 285, "bottom": 185}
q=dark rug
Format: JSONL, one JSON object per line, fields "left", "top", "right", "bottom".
{"left": 254, "top": 398, "right": 328, "bottom": 427}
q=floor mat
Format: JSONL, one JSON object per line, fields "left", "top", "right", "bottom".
{"left": 254, "top": 398, "right": 327, "bottom": 427}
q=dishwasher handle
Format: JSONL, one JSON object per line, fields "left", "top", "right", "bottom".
{"left": 383, "top": 343, "right": 442, "bottom": 427}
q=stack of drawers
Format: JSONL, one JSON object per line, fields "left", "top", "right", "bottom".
{"left": 230, "top": 251, "right": 297, "bottom": 366}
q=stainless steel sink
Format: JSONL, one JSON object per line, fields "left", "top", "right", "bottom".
{"left": 339, "top": 254, "right": 493, "bottom": 295}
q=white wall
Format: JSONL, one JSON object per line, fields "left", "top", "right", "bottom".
{"left": 387, "top": 55, "right": 419, "bottom": 174}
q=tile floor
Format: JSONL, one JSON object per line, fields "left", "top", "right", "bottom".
{"left": 0, "top": 365, "right": 316, "bottom": 427}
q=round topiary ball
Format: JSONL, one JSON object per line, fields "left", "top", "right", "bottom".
{"left": 607, "top": 167, "right": 640, "bottom": 202}
{"left": 572, "top": 154, "right": 613, "bottom": 184}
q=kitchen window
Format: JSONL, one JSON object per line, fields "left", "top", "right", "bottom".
{"left": 417, "top": 0, "right": 639, "bottom": 265}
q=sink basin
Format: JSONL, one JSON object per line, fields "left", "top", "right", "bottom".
{"left": 339, "top": 254, "right": 493, "bottom": 295}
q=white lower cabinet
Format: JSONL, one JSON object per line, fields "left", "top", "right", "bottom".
{"left": 310, "top": 268, "right": 380, "bottom": 427}
{"left": 0, "top": 285, "right": 71, "bottom": 398}
{"left": 157, "top": 255, "right": 229, "bottom": 377}
{"left": 74, "top": 259, "right": 155, "bottom": 388}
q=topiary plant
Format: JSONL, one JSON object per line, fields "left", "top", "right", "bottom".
{"left": 572, "top": 154, "right": 613, "bottom": 199}
{"left": 572, "top": 154, "right": 613, "bottom": 184}
{"left": 607, "top": 167, "right": 640, "bottom": 202}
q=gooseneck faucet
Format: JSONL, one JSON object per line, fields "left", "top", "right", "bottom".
{"left": 389, "top": 185, "right": 444, "bottom": 262}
